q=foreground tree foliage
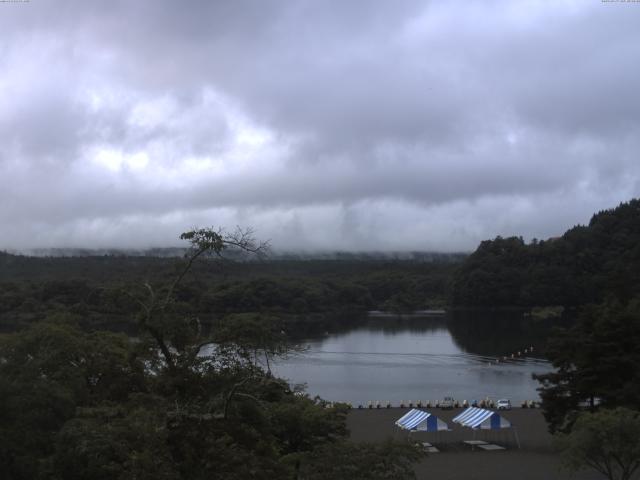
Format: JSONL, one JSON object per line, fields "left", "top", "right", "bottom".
{"left": 298, "top": 441, "right": 423, "bottom": 480}
{"left": 0, "top": 228, "right": 421, "bottom": 479}
{"left": 0, "top": 319, "right": 146, "bottom": 479}
{"left": 556, "top": 408, "right": 640, "bottom": 480}
{"left": 534, "top": 298, "right": 640, "bottom": 433}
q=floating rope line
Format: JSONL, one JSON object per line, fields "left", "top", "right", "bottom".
{"left": 487, "top": 346, "right": 536, "bottom": 366}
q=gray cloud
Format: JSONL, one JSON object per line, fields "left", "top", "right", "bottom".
{"left": 1, "top": 0, "right": 639, "bottom": 251}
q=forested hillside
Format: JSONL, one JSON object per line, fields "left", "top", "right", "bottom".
{"left": 0, "top": 252, "right": 460, "bottom": 335}
{"left": 451, "top": 199, "right": 640, "bottom": 307}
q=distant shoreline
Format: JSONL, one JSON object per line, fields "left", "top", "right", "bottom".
{"left": 367, "top": 310, "right": 447, "bottom": 317}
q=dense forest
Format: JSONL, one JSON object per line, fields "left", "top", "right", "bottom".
{"left": 0, "top": 250, "right": 460, "bottom": 336}
{"left": 452, "top": 199, "right": 640, "bottom": 308}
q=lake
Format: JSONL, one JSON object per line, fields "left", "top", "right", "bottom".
{"left": 272, "top": 313, "right": 555, "bottom": 405}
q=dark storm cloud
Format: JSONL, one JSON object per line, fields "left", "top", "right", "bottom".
{"left": 1, "top": 0, "right": 639, "bottom": 250}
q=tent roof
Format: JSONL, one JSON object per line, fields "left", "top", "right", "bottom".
{"left": 395, "top": 409, "right": 449, "bottom": 432}
{"left": 452, "top": 407, "right": 512, "bottom": 430}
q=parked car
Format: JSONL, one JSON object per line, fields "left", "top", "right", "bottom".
{"left": 440, "top": 396, "right": 455, "bottom": 409}
{"left": 496, "top": 399, "right": 511, "bottom": 410}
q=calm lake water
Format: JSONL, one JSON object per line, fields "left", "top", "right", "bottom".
{"left": 272, "top": 314, "right": 554, "bottom": 405}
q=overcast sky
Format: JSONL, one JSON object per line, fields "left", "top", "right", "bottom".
{"left": 1, "top": 1, "right": 639, "bottom": 252}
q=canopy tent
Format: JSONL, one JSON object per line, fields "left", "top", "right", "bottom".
{"left": 452, "top": 407, "right": 511, "bottom": 430}
{"left": 395, "top": 409, "right": 450, "bottom": 432}
{"left": 452, "top": 407, "right": 520, "bottom": 448}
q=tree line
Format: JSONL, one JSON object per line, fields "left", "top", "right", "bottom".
{"left": 0, "top": 252, "right": 457, "bottom": 336}
{"left": 451, "top": 199, "right": 640, "bottom": 308}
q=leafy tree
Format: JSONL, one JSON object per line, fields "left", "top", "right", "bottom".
{"left": 102, "top": 227, "right": 369, "bottom": 477}
{"left": 127, "top": 227, "right": 268, "bottom": 373}
{"left": 0, "top": 317, "right": 145, "bottom": 480}
{"left": 213, "top": 312, "right": 288, "bottom": 374}
{"left": 297, "top": 440, "right": 422, "bottom": 480}
{"left": 269, "top": 397, "right": 348, "bottom": 457}
{"left": 556, "top": 408, "right": 640, "bottom": 480}
{"left": 535, "top": 298, "right": 640, "bottom": 432}
{"left": 53, "top": 400, "right": 178, "bottom": 480}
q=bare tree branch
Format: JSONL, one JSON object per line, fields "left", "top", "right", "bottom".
{"left": 127, "top": 226, "right": 268, "bottom": 375}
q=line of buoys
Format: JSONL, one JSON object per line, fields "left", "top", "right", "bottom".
{"left": 487, "top": 345, "right": 535, "bottom": 366}
{"left": 348, "top": 398, "right": 539, "bottom": 409}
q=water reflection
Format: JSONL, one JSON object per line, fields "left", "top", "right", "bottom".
{"left": 447, "top": 309, "right": 568, "bottom": 358}
{"left": 272, "top": 312, "right": 555, "bottom": 405}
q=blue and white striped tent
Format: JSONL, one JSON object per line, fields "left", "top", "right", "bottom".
{"left": 395, "top": 409, "right": 450, "bottom": 432}
{"left": 452, "top": 407, "right": 511, "bottom": 430}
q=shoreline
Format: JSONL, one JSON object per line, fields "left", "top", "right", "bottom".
{"left": 367, "top": 310, "right": 447, "bottom": 318}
